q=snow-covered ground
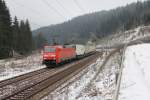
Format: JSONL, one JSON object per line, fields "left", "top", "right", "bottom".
{"left": 42, "top": 51, "right": 121, "bottom": 100}
{"left": 0, "top": 53, "right": 45, "bottom": 81}
{"left": 119, "top": 44, "right": 150, "bottom": 100}
{"left": 97, "top": 25, "right": 150, "bottom": 48}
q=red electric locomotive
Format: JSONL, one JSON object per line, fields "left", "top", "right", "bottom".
{"left": 42, "top": 45, "right": 76, "bottom": 67}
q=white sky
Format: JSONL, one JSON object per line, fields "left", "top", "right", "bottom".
{"left": 5, "top": 0, "right": 145, "bottom": 30}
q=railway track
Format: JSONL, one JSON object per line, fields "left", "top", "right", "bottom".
{"left": 0, "top": 68, "right": 48, "bottom": 88}
{"left": 0, "top": 52, "right": 101, "bottom": 100}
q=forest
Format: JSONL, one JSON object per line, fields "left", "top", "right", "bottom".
{"left": 33, "top": 0, "right": 150, "bottom": 44}
{"left": 1, "top": 0, "right": 150, "bottom": 59}
{"left": 0, "top": 0, "right": 33, "bottom": 58}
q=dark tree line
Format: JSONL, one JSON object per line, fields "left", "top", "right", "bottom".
{"left": 33, "top": 0, "right": 150, "bottom": 44}
{"left": 0, "top": 0, "right": 12, "bottom": 58}
{"left": 12, "top": 17, "right": 33, "bottom": 55}
{"left": 0, "top": 0, "right": 33, "bottom": 58}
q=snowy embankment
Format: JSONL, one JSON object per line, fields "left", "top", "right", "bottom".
{"left": 97, "top": 25, "right": 150, "bottom": 48}
{"left": 119, "top": 44, "right": 150, "bottom": 100}
{"left": 0, "top": 53, "right": 45, "bottom": 81}
{"left": 42, "top": 50, "right": 121, "bottom": 100}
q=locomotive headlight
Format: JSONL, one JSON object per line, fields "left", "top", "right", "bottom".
{"left": 43, "top": 54, "right": 56, "bottom": 58}
{"left": 50, "top": 55, "right": 56, "bottom": 57}
{"left": 44, "top": 54, "right": 48, "bottom": 57}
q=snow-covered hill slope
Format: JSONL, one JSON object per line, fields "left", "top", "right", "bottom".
{"left": 119, "top": 44, "right": 150, "bottom": 100}
{"left": 97, "top": 25, "right": 150, "bottom": 48}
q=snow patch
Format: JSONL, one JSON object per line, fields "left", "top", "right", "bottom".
{"left": 42, "top": 51, "right": 121, "bottom": 100}
{"left": 119, "top": 44, "right": 150, "bottom": 100}
{"left": 0, "top": 53, "right": 46, "bottom": 81}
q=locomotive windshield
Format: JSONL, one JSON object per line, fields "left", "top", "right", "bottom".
{"left": 44, "top": 47, "right": 56, "bottom": 52}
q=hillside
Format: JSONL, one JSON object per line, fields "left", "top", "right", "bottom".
{"left": 97, "top": 25, "right": 150, "bottom": 48}
{"left": 33, "top": 1, "right": 150, "bottom": 44}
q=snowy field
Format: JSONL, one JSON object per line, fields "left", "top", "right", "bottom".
{"left": 119, "top": 44, "right": 150, "bottom": 100}
{"left": 42, "top": 51, "right": 121, "bottom": 100}
{"left": 0, "top": 53, "right": 45, "bottom": 81}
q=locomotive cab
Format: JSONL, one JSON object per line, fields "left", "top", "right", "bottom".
{"left": 42, "top": 46, "right": 58, "bottom": 65}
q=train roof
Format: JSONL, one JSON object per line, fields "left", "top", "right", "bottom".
{"left": 44, "top": 45, "right": 63, "bottom": 48}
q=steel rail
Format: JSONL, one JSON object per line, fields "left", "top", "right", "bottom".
{"left": 0, "top": 52, "right": 100, "bottom": 100}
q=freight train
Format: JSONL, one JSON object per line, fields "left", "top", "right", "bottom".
{"left": 42, "top": 42, "right": 96, "bottom": 67}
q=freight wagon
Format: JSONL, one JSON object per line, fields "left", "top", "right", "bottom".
{"left": 84, "top": 41, "right": 96, "bottom": 54}
{"left": 65, "top": 44, "right": 85, "bottom": 57}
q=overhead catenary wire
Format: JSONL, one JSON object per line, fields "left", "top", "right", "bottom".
{"left": 6, "top": 0, "right": 87, "bottom": 29}
{"left": 6, "top": 0, "right": 50, "bottom": 27}
{"left": 55, "top": 0, "right": 72, "bottom": 16}
{"left": 17, "top": 18, "right": 42, "bottom": 29}
{"left": 10, "top": 0, "right": 50, "bottom": 28}
{"left": 27, "top": 21, "right": 42, "bottom": 28}
{"left": 12, "top": 0, "right": 66, "bottom": 19}
{"left": 16, "top": 18, "right": 42, "bottom": 28}
{"left": 73, "top": 0, "right": 86, "bottom": 13}
{"left": 7, "top": 0, "right": 86, "bottom": 27}
{"left": 12, "top": 0, "right": 43, "bottom": 17}
{"left": 40, "top": 0, "right": 66, "bottom": 19}
{"left": 6, "top": 0, "right": 42, "bottom": 28}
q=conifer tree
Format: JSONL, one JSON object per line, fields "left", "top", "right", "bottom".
{"left": 18, "top": 20, "right": 33, "bottom": 54}
{"left": 0, "top": 0, "right": 34, "bottom": 58}
{"left": 0, "top": 0, "right": 12, "bottom": 58}
{"left": 25, "top": 20, "right": 33, "bottom": 52}
{"left": 12, "top": 16, "right": 20, "bottom": 51}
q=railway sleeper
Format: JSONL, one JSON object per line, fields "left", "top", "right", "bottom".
{"left": 3, "top": 53, "right": 100, "bottom": 99}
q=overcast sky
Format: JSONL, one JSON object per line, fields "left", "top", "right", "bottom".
{"left": 5, "top": 0, "right": 145, "bottom": 30}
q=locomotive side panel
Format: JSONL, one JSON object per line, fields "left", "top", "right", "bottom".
{"left": 57, "top": 48, "right": 76, "bottom": 63}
